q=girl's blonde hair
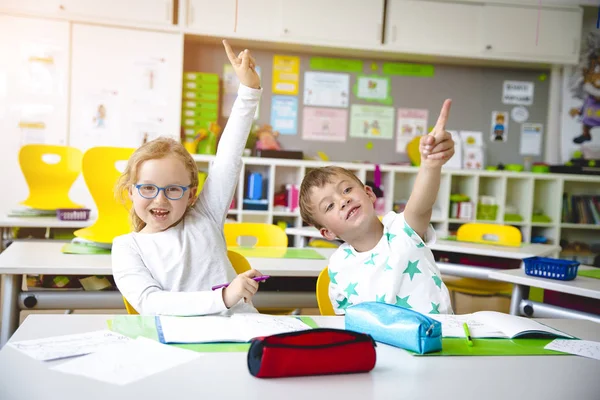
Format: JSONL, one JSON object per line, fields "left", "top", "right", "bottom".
{"left": 115, "top": 137, "right": 199, "bottom": 232}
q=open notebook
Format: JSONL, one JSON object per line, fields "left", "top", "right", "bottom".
{"left": 156, "top": 314, "right": 312, "bottom": 344}
{"left": 429, "top": 311, "right": 573, "bottom": 339}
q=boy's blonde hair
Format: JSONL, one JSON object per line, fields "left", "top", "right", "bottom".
{"left": 299, "top": 166, "right": 364, "bottom": 230}
{"left": 115, "top": 137, "right": 199, "bottom": 232}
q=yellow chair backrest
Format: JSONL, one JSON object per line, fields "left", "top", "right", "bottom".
{"left": 19, "top": 144, "right": 84, "bottom": 210}
{"left": 123, "top": 250, "right": 251, "bottom": 314}
{"left": 316, "top": 267, "right": 335, "bottom": 316}
{"left": 224, "top": 223, "right": 288, "bottom": 247}
{"left": 74, "top": 147, "right": 135, "bottom": 244}
{"left": 457, "top": 223, "right": 521, "bottom": 247}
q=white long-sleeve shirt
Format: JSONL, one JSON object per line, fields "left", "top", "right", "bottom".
{"left": 112, "top": 84, "right": 261, "bottom": 315}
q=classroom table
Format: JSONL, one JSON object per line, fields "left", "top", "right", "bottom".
{"left": 0, "top": 215, "right": 95, "bottom": 251}
{"left": 0, "top": 240, "right": 562, "bottom": 348}
{"left": 0, "top": 314, "right": 599, "bottom": 400}
{"left": 488, "top": 266, "right": 600, "bottom": 323}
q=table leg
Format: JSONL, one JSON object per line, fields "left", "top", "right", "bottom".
{"left": 0, "top": 274, "right": 22, "bottom": 347}
{"left": 509, "top": 284, "right": 529, "bottom": 316}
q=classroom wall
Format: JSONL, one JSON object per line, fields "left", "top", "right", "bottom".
{"left": 184, "top": 43, "right": 550, "bottom": 167}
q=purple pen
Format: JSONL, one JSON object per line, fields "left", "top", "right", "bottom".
{"left": 211, "top": 275, "right": 270, "bottom": 291}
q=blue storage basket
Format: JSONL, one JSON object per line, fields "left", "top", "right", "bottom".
{"left": 523, "top": 257, "right": 580, "bottom": 281}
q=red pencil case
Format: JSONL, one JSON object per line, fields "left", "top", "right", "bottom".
{"left": 247, "top": 328, "right": 377, "bottom": 378}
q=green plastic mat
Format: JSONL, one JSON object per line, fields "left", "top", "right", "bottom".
{"left": 61, "top": 242, "right": 111, "bottom": 255}
{"left": 107, "top": 315, "right": 318, "bottom": 353}
{"left": 229, "top": 247, "right": 325, "bottom": 260}
{"left": 578, "top": 269, "right": 600, "bottom": 280}
{"left": 414, "top": 337, "right": 567, "bottom": 356}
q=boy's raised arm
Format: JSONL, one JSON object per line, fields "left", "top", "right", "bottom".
{"left": 404, "top": 100, "right": 454, "bottom": 239}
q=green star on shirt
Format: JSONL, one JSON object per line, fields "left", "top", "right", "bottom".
{"left": 344, "top": 282, "right": 359, "bottom": 298}
{"left": 395, "top": 295, "right": 412, "bottom": 309}
{"left": 337, "top": 297, "right": 352, "bottom": 311}
{"left": 376, "top": 294, "right": 386, "bottom": 303}
{"left": 403, "top": 221, "right": 415, "bottom": 237}
{"left": 429, "top": 302, "right": 440, "bottom": 314}
{"left": 416, "top": 242, "right": 425, "bottom": 248}
{"left": 403, "top": 260, "right": 421, "bottom": 281}
{"left": 329, "top": 270, "right": 338, "bottom": 285}
{"left": 383, "top": 256, "right": 393, "bottom": 271}
{"left": 432, "top": 275, "right": 443, "bottom": 289}
{"left": 385, "top": 232, "right": 396, "bottom": 243}
{"left": 344, "top": 248, "right": 354, "bottom": 259}
{"left": 364, "top": 253, "right": 378, "bottom": 266}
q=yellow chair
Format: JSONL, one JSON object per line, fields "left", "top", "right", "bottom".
{"left": 74, "top": 147, "right": 135, "bottom": 244}
{"left": 123, "top": 250, "right": 251, "bottom": 314}
{"left": 224, "top": 222, "right": 288, "bottom": 247}
{"left": 444, "top": 223, "right": 518, "bottom": 310}
{"left": 18, "top": 144, "right": 84, "bottom": 210}
{"left": 316, "top": 267, "right": 335, "bottom": 316}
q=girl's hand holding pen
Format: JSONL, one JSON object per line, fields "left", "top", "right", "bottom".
{"left": 222, "top": 268, "right": 264, "bottom": 308}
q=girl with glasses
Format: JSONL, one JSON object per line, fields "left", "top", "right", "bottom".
{"left": 112, "top": 40, "right": 264, "bottom": 316}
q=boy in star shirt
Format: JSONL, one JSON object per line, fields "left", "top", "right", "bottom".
{"left": 299, "top": 100, "right": 455, "bottom": 315}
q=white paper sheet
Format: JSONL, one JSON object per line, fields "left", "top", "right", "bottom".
{"left": 8, "top": 330, "right": 131, "bottom": 361}
{"left": 50, "top": 337, "right": 201, "bottom": 385}
{"left": 157, "top": 314, "right": 312, "bottom": 344}
{"left": 545, "top": 339, "right": 600, "bottom": 361}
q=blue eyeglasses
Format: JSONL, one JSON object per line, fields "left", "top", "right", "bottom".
{"left": 134, "top": 184, "right": 190, "bottom": 200}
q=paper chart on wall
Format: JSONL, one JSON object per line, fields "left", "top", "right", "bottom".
{"left": 17, "top": 103, "right": 56, "bottom": 145}
{"left": 273, "top": 55, "right": 300, "bottom": 95}
{"left": 130, "top": 56, "right": 168, "bottom": 104}
{"left": 270, "top": 95, "right": 298, "bottom": 135}
{"left": 349, "top": 105, "right": 394, "bottom": 140}
{"left": 302, "top": 107, "right": 348, "bottom": 142}
{"left": 395, "top": 108, "right": 428, "bottom": 153}
{"left": 18, "top": 42, "right": 66, "bottom": 97}
{"left": 303, "top": 71, "right": 349, "bottom": 108}
{"left": 72, "top": 89, "right": 120, "bottom": 150}
{"left": 519, "top": 123, "right": 543, "bottom": 156}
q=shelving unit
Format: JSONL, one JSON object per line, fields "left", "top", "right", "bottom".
{"left": 195, "top": 154, "right": 600, "bottom": 250}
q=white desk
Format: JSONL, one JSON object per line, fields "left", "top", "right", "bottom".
{"left": 1, "top": 314, "right": 599, "bottom": 400}
{"left": 0, "top": 242, "right": 333, "bottom": 347}
{"left": 0, "top": 215, "right": 95, "bottom": 251}
{"left": 489, "top": 266, "right": 600, "bottom": 323}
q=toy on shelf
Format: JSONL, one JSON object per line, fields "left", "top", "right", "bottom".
{"left": 476, "top": 195, "right": 498, "bottom": 221}
{"left": 449, "top": 194, "right": 473, "bottom": 220}
{"left": 255, "top": 124, "right": 281, "bottom": 152}
{"left": 273, "top": 184, "right": 299, "bottom": 212}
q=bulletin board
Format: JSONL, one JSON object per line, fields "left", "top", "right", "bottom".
{"left": 184, "top": 42, "right": 550, "bottom": 167}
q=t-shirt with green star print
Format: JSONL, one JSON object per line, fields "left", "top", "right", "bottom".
{"left": 327, "top": 211, "right": 453, "bottom": 315}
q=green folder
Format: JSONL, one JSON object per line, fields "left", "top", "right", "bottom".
{"left": 229, "top": 247, "right": 326, "bottom": 260}
{"left": 107, "top": 315, "right": 318, "bottom": 353}
{"left": 414, "top": 337, "right": 567, "bottom": 356}
{"left": 578, "top": 269, "right": 600, "bottom": 280}
{"left": 61, "top": 242, "right": 111, "bottom": 255}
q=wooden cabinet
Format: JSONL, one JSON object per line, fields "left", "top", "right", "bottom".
{"left": 482, "top": 4, "right": 582, "bottom": 64}
{"left": 385, "top": 0, "right": 484, "bottom": 56}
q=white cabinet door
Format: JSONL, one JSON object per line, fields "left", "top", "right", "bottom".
{"left": 0, "top": 0, "right": 62, "bottom": 17}
{"left": 69, "top": 24, "right": 183, "bottom": 151}
{"left": 0, "top": 15, "right": 70, "bottom": 215}
{"left": 187, "top": 0, "right": 280, "bottom": 39}
{"left": 59, "top": 0, "right": 174, "bottom": 26}
{"left": 280, "top": 0, "right": 384, "bottom": 47}
{"left": 483, "top": 4, "right": 582, "bottom": 63}
{"left": 384, "top": 0, "right": 483, "bottom": 56}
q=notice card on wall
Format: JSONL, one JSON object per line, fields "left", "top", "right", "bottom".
{"left": 302, "top": 107, "right": 348, "bottom": 142}
{"left": 270, "top": 96, "right": 298, "bottom": 135}
{"left": 396, "top": 108, "right": 428, "bottom": 153}
{"left": 272, "top": 55, "right": 300, "bottom": 95}
{"left": 349, "top": 105, "right": 394, "bottom": 140}
{"left": 519, "top": 123, "right": 543, "bottom": 156}
{"left": 303, "top": 71, "right": 349, "bottom": 108}
{"left": 502, "top": 81, "right": 534, "bottom": 106}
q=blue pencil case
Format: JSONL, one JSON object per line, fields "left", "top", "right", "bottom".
{"left": 345, "top": 302, "right": 442, "bottom": 354}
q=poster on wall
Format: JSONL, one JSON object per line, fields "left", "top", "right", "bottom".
{"left": 490, "top": 111, "right": 508, "bottom": 142}
{"left": 303, "top": 71, "right": 349, "bottom": 108}
{"left": 561, "top": 32, "right": 600, "bottom": 162}
{"left": 270, "top": 96, "right": 298, "bottom": 135}
{"left": 354, "top": 75, "right": 392, "bottom": 104}
{"left": 519, "top": 123, "right": 543, "bottom": 156}
{"left": 395, "top": 108, "right": 428, "bottom": 153}
{"left": 349, "top": 105, "right": 394, "bottom": 139}
{"left": 502, "top": 81, "right": 534, "bottom": 105}
{"left": 302, "top": 107, "right": 347, "bottom": 142}
{"left": 272, "top": 55, "right": 300, "bottom": 95}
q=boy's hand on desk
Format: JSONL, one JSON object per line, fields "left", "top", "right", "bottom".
{"left": 222, "top": 269, "right": 263, "bottom": 308}
{"left": 420, "top": 99, "right": 455, "bottom": 169}
{"left": 223, "top": 39, "right": 261, "bottom": 90}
